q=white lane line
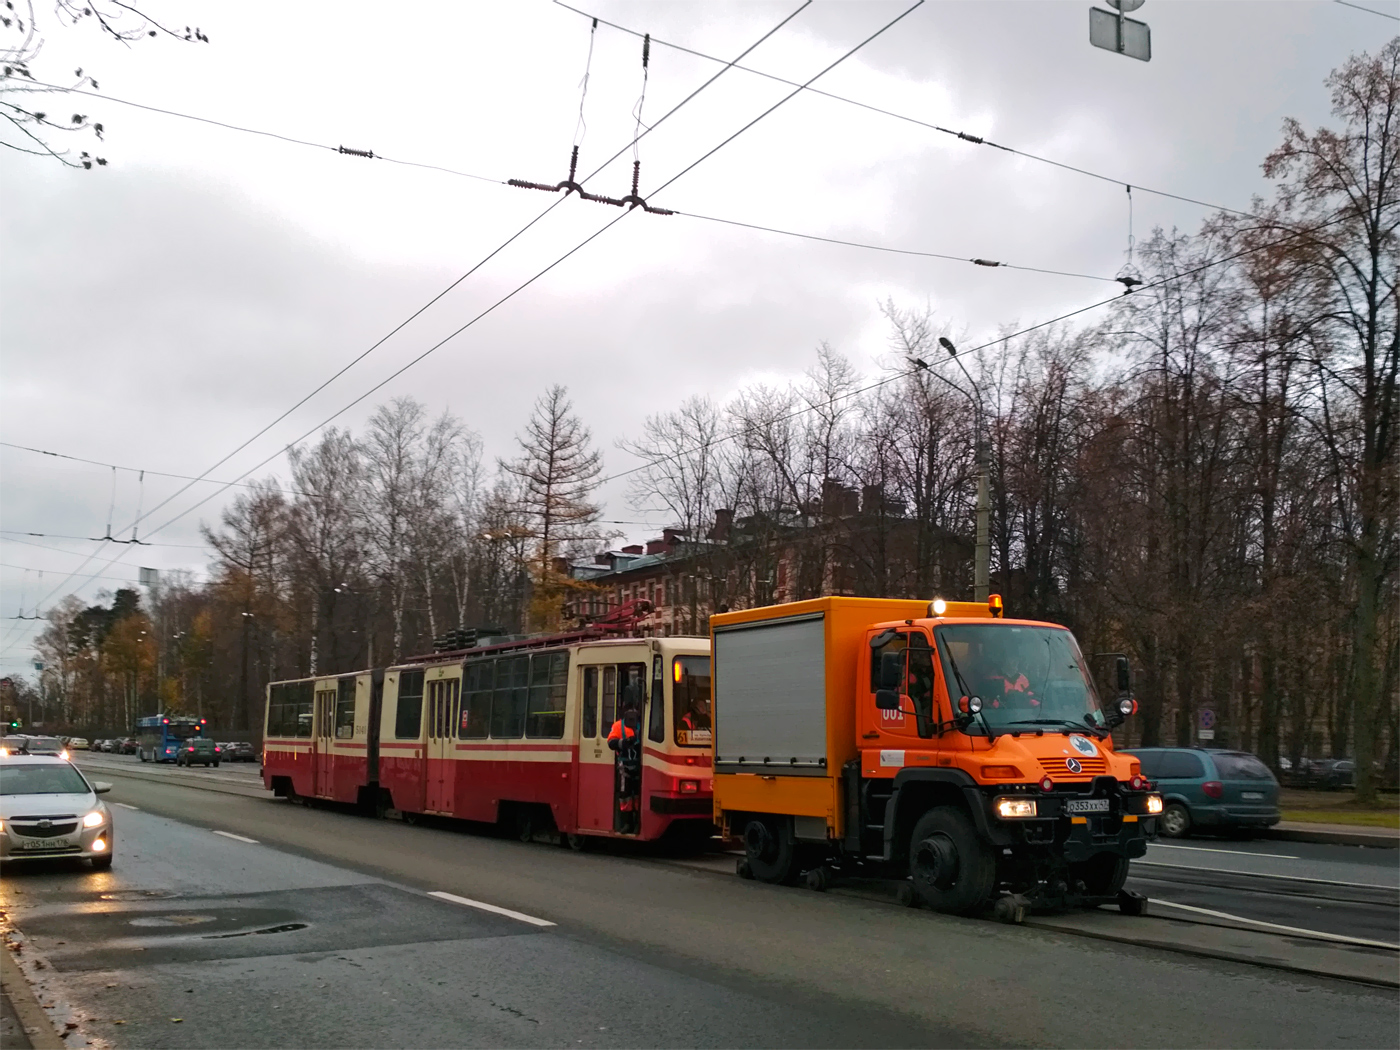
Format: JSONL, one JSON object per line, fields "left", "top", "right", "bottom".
{"left": 113, "top": 802, "right": 139, "bottom": 810}
{"left": 212, "top": 830, "right": 258, "bottom": 843}
{"left": 427, "top": 890, "right": 555, "bottom": 928}
{"left": 1149, "top": 843, "right": 1299, "bottom": 860}
{"left": 1152, "top": 898, "right": 1400, "bottom": 950}
{"left": 1135, "top": 860, "right": 1398, "bottom": 891}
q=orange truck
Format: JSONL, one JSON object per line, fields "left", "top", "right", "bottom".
{"left": 711, "top": 595, "right": 1162, "bottom": 918}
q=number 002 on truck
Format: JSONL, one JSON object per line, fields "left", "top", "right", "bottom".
{"left": 710, "top": 596, "right": 1162, "bottom": 914}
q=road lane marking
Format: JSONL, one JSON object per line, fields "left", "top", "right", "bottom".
{"left": 1149, "top": 843, "right": 1299, "bottom": 859}
{"left": 113, "top": 802, "right": 139, "bottom": 810}
{"left": 1151, "top": 898, "right": 1400, "bottom": 950}
{"left": 1134, "top": 860, "right": 1398, "bottom": 891}
{"left": 212, "top": 830, "right": 258, "bottom": 843}
{"left": 427, "top": 890, "right": 556, "bottom": 927}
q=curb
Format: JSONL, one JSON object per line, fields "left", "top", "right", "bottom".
{"left": 1263, "top": 826, "right": 1399, "bottom": 849}
{"left": 0, "top": 950, "right": 65, "bottom": 1050}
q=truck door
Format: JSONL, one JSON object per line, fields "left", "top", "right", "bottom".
{"left": 425, "top": 677, "right": 460, "bottom": 813}
{"left": 864, "top": 629, "right": 937, "bottom": 746}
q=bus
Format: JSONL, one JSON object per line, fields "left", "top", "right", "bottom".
{"left": 136, "top": 714, "right": 208, "bottom": 763}
{"left": 263, "top": 617, "right": 714, "bottom": 848}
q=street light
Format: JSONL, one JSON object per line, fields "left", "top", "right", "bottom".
{"left": 932, "top": 337, "right": 990, "bottom": 602}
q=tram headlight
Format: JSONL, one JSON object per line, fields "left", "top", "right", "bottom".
{"left": 82, "top": 810, "right": 106, "bottom": 829}
{"left": 994, "top": 797, "right": 1037, "bottom": 819}
{"left": 1146, "top": 794, "right": 1164, "bottom": 815}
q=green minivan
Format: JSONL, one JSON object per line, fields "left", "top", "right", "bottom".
{"left": 175, "top": 738, "right": 220, "bottom": 767}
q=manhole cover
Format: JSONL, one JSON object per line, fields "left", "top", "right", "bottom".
{"left": 129, "top": 914, "right": 217, "bottom": 927}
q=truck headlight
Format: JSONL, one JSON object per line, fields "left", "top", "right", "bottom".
{"left": 82, "top": 810, "right": 106, "bottom": 828}
{"left": 995, "top": 797, "right": 1037, "bottom": 819}
{"left": 1146, "top": 794, "right": 1164, "bottom": 815}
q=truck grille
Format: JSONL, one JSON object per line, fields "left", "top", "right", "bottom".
{"left": 1039, "top": 757, "right": 1106, "bottom": 778}
{"left": 12, "top": 817, "right": 79, "bottom": 838}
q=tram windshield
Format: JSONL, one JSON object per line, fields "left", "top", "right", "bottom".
{"left": 672, "top": 656, "right": 711, "bottom": 747}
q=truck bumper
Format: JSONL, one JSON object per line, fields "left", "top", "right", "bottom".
{"left": 1060, "top": 814, "right": 1151, "bottom": 863}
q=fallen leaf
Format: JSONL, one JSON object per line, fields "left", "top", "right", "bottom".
{"left": 170, "top": 1018, "right": 183, "bottom": 1023}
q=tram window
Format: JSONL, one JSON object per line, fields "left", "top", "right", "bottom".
{"left": 619, "top": 663, "right": 647, "bottom": 723}
{"left": 601, "top": 666, "right": 618, "bottom": 732}
{"left": 582, "top": 666, "right": 599, "bottom": 738}
{"left": 673, "top": 656, "right": 712, "bottom": 747}
{"left": 395, "top": 670, "right": 425, "bottom": 739}
{"left": 648, "top": 655, "right": 665, "bottom": 743}
{"left": 491, "top": 655, "right": 529, "bottom": 738}
{"left": 460, "top": 660, "right": 491, "bottom": 738}
{"left": 268, "top": 682, "right": 309, "bottom": 737}
{"left": 526, "top": 651, "right": 568, "bottom": 739}
{"left": 335, "top": 677, "right": 356, "bottom": 739}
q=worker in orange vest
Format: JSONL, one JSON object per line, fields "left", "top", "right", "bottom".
{"left": 608, "top": 703, "right": 642, "bottom": 832}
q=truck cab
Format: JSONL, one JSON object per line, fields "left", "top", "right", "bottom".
{"left": 712, "top": 596, "right": 1161, "bottom": 916}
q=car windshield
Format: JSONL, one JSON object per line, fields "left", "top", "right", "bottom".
{"left": 935, "top": 624, "right": 1103, "bottom": 734}
{"left": 0, "top": 763, "right": 90, "bottom": 795}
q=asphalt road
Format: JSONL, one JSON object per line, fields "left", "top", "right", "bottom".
{"left": 1, "top": 755, "right": 1391, "bottom": 1048}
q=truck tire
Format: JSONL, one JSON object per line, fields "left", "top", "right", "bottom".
{"left": 1073, "top": 853, "right": 1129, "bottom": 897}
{"left": 908, "top": 807, "right": 996, "bottom": 915}
{"left": 742, "top": 816, "right": 800, "bottom": 885}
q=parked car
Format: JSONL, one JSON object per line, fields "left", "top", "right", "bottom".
{"left": 67, "top": 737, "right": 90, "bottom": 751}
{"left": 175, "top": 738, "right": 220, "bottom": 767}
{"left": 115, "top": 738, "right": 136, "bottom": 755}
{"left": 1321, "top": 759, "right": 1356, "bottom": 790}
{"left": 0, "top": 753, "right": 115, "bottom": 869}
{"left": 98, "top": 739, "right": 116, "bottom": 753}
{"left": 221, "top": 741, "right": 256, "bottom": 763}
{"left": 1124, "top": 747, "right": 1281, "bottom": 838}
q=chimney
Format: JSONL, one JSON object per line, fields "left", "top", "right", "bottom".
{"left": 662, "top": 527, "right": 686, "bottom": 549}
{"left": 645, "top": 538, "right": 667, "bottom": 555}
{"left": 709, "top": 508, "right": 734, "bottom": 543}
{"left": 622, "top": 544, "right": 644, "bottom": 555}
{"left": 862, "top": 484, "right": 884, "bottom": 515}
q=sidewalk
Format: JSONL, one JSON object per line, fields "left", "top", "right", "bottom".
{"left": 0, "top": 948, "right": 62, "bottom": 1050}
{"left": 1265, "top": 820, "right": 1400, "bottom": 848}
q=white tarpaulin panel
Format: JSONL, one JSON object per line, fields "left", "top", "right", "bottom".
{"left": 715, "top": 614, "right": 826, "bottom": 769}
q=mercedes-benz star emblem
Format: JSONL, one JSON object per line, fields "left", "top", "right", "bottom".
{"left": 1065, "top": 757, "right": 1083, "bottom": 774}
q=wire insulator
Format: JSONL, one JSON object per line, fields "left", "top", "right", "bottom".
{"left": 642, "top": 33, "right": 650, "bottom": 68}
{"left": 971, "top": 258, "right": 1002, "bottom": 267}
{"left": 956, "top": 132, "right": 984, "bottom": 144}
{"left": 631, "top": 160, "right": 640, "bottom": 197}
{"left": 569, "top": 145, "right": 579, "bottom": 183}
{"left": 338, "top": 145, "right": 375, "bottom": 158}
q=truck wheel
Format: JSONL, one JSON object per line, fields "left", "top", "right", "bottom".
{"left": 1073, "top": 853, "right": 1129, "bottom": 897}
{"left": 742, "top": 817, "right": 799, "bottom": 884}
{"left": 1159, "top": 803, "right": 1191, "bottom": 838}
{"left": 908, "top": 808, "right": 996, "bottom": 915}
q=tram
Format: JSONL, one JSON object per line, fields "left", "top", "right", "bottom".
{"left": 263, "top": 608, "right": 714, "bottom": 847}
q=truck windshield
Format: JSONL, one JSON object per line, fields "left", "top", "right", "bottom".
{"left": 935, "top": 624, "right": 1103, "bottom": 734}
{"left": 672, "top": 656, "right": 712, "bottom": 747}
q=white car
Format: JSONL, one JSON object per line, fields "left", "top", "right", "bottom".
{"left": 67, "top": 737, "right": 90, "bottom": 751}
{"left": 0, "top": 754, "right": 114, "bottom": 869}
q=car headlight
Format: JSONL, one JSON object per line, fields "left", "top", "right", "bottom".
{"left": 82, "top": 810, "right": 106, "bottom": 828}
{"left": 995, "top": 797, "right": 1038, "bottom": 819}
{"left": 1146, "top": 794, "right": 1164, "bottom": 815}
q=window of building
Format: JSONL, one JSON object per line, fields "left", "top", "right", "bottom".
{"left": 394, "top": 670, "right": 425, "bottom": 739}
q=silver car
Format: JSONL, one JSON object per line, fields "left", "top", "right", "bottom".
{"left": 0, "top": 755, "right": 115, "bottom": 869}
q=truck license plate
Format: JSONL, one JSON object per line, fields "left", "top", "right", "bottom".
{"left": 1241, "top": 791, "right": 1263, "bottom": 800}
{"left": 1064, "top": 799, "right": 1110, "bottom": 814}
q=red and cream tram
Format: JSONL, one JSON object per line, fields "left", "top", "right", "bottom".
{"left": 263, "top": 623, "right": 714, "bottom": 846}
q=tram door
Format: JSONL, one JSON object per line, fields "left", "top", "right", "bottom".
{"left": 313, "top": 685, "right": 336, "bottom": 796}
{"left": 575, "top": 662, "right": 646, "bottom": 835}
{"left": 425, "top": 677, "right": 460, "bottom": 813}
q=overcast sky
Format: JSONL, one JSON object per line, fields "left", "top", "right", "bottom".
{"left": 1, "top": 0, "right": 1393, "bottom": 672}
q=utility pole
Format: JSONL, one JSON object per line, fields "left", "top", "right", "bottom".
{"left": 938, "top": 338, "right": 990, "bottom": 602}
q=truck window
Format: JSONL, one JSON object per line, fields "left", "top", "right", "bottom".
{"left": 672, "top": 656, "right": 712, "bottom": 747}
{"left": 870, "top": 632, "right": 908, "bottom": 690}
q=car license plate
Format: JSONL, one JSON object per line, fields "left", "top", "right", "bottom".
{"left": 1242, "top": 791, "right": 1264, "bottom": 801}
{"left": 19, "top": 837, "right": 72, "bottom": 850}
{"left": 1064, "top": 798, "right": 1110, "bottom": 814}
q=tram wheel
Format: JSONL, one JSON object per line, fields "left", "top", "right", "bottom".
{"left": 565, "top": 833, "right": 589, "bottom": 852}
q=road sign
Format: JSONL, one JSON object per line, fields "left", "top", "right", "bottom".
{"left": 1198, "top": 729, "right": 1215, "bottom": 741}
{"left": 1199, "top": 708, "right": 1216, "bottom": 730}
{"left": 1090, "top": 6, "right": 1151, "bottom": 62}
{"left": 1107, "top": 0, "right": 1145, "bottom": 10}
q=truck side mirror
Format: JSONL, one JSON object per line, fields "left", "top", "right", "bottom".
{"left": 875, "top": 689, "right": 900, "bottom": 711}
{"left": 878, "top": 651, "right": 903, "bottom": 691}
{"left": 1116, "top": 655, "right": 1132, "bottom": 695}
